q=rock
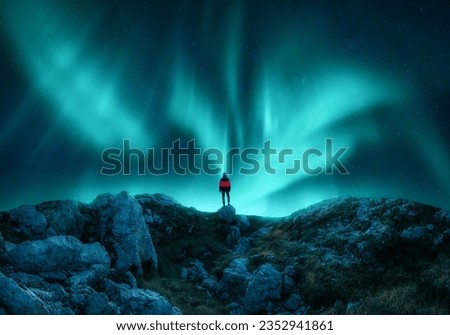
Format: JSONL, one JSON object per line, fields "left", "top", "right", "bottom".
{"left": 243, "top": 263, "right": 282, "bottom": 314}
{"left": 282, "top": 265, "right": 297, "bottom": 296}
{"left": 201, "top": 277, "right": 219, "bottom": 296}
{"left": 285, "top": 293, "right": 303, "bottom": 311}
{"left": 184, "top": 260, "right": 218, "bottom": 295}
{"left": 237, "top": 215, "right": 251, "bottom": 233}
{"left": 103, "top": 279, "right": 181, "bottom": 315}
{"left": 227, "top": 226, "right": 241, "bottom": 245}
{"left": 180, "top": 267, "right": 188, "bottom": 279}
{"left": 5, "top": 271, "right": 73, "bottom": 314}
{"left": 6, "top": 236, "right": 83, "bottom": 273}
{"left": 143, "top": 209, "right": 154, "bottom": 224}
{"left": 0, "top": 231, "right": 5, "bottom": 255}
{"left": 9, "top": 205, "right": 47, "bottom": 240}
{"left": 6, "top": 236, "right": 110, "bottom": 285}
{"left": 234, "top": 237, "right": 250, "bottom": 255}
{"left": 85, "top": 292, "right": 119, "bottom": 315}
{"left": 9, "top": 201, "right": 88, "bottom": 241}
{"left": 107, "top": 269, "right": 138, "bottom": 288}
{"left": 36, "top": 200, "right": 88, "bottom": 239}
{"left": 66, "top": 242, "right": 110, "bottom": 286}
{"left": 3, "top": 241, "right": 16, "bottom": 253}
{"left": 218, "top": 205, "right": 236, "bottom": 224}
{"left": 401, "top": 226, "right": 426, "bottom": 241}
{"left": 68, "top": 284, "right": 119, "bottom": 314}
{"left": 135, "top": 193, "right": 181, "bottom": 207}
{"left": 435, "top": 209, "right": 450, "bottom": 223}
{"left": 66, "top": 270, "right": 101, "bottom": 287}
{"left": 93, "top": 192, "right": 158, "bottom": 275}
{"left": 187, "top": 260, "right": 209, "bottom": 282}
{"left": 0, "top": 271, "right": 49, "bottom": 314}
{"left": 28, "top": 285, "right": 73, "bottom": 314}
{"left": 252, "top": 226, "right": 272, "bottom": 238}
{"left": 283, "top": 265, "right": 296, "bottom": 278}
{"left": 218, "top": 258, "right": 251, "bottom": 300}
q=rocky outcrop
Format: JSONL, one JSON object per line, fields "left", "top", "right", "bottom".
{"left": 218, "top": 205, "right": 236, "bottom": 224}
{"left": 9, "top": 201, "right": 88, "bottom": 240}
{"left": 217, "top": 258, "right": 251, "bottom": 301}
{"left": 0, "top": 192, "right": 180, "bottom": 315}
{"left": 243, "top": 264, "right": 283, "bottom": 314}
{"left": 93, "top": 192, "right": 158, "bottom": 275}
{"left": 103, "top": 279, "right": 181, "bottom": 315}
{"left": 6, "top": 236, "right": 109, "bottom": 281}
{"left": 9, "top": 205, "right": 47, "bottom": 240}
{"left": 0, "top": 271, "right": 49, "bottom": 314}
{"left": 1, "top": 194, "right": 450, "bottom": 315}
{"left": 182, "top": 260, "right": 218, "bottom": 297}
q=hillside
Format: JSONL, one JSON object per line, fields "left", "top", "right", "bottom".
{"left": 1, "top": 192, "right": 450, "bottom": 314}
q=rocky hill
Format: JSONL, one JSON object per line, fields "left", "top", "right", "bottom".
{"left": 1, "top": 192, "right": 450, "bottom": 314}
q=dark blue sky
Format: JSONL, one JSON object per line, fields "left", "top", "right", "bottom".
{"left": 1, "top": 0, "right": 449, "bottom": 216}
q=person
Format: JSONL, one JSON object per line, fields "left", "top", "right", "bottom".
{"left": 219, "top": 172, "right": 231, "bottom": 206}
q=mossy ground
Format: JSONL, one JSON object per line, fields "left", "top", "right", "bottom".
{"left": 137, "top": 199, "right": 271, "bottom": 314}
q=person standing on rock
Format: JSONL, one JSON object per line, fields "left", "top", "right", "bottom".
{"left": 219, "top": 173, "right": 231, "bottom": 206}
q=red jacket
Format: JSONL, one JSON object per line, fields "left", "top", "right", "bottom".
{"left": 219, "top": 178, "right": 231, "bottom": 191}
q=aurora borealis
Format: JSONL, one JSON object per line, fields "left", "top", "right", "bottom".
{"left": 1, "top": 1, "right": 449, "bottom": 216}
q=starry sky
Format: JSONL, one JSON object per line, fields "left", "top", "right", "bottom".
{"left": 1, "top": 0, "right": 449, "bottom": 216}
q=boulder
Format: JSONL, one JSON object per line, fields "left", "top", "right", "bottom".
{"left": 186, "top": 260, "right": 209, "bottom": 282}
{"left": 285, "top": 293, "right": 303, "bottom": 312}
{"left": 9, "top": 205, "right": 47, "bottom": 240}
{"left": 237, "top": 215, "right": 251, "bottom": 233}
{"left": 36, "top": 200, "right": 88, "bottom": 239}
{"left": 234, "top": 237, "right": 250, "bottom": 255}
{"left": 93, "top": 192, "right": 158, "bottom": 275}
{"left": 227, "top": 226, "right": 241, "bottom": 245}
{"left": 184, "top": 260, "right": 218, "bottom": 296}
{"left": 28, "top": 285, "right": 73, "bottom": 315}
{"left": 3, "top": 271, "right": 73, "bottom": 314}
{"left": 243, "top": 263, "right": 283, "bottom": 314}
{"left": 218, "top": 205, "right": 236, "bottom": 224}
{"left": 218, "top": 258, "right": 251, "bottom": 300}
{"left": 6, "top": 236, "right": 110, "bottom": 284}
{"left": 9, "top": 201, "right": 88, "bottom": 240}
{"left": 0, "top": 271, "right": 49, "bottom": 314}
{"left": 85, "top": 291, "right": 119, "bottom": 315}
{"left": 8, "top": 272, "right": 69, "bottom": 304}
{"left": 103, "top": 279, "right": 181, "bottom": 315}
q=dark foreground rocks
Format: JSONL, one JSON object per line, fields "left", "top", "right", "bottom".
{"left": 0, "top": 192, "right": 179, "bottom": 315}
{"left": 1, "top": 194, "right": 450, "bottom": 314}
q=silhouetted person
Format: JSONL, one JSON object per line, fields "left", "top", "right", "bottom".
{"left": 219, "top": 173, "right": 231, "bottom": 206}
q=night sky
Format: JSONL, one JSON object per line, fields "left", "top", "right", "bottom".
{"left": 1, "top": 0, "right": 449, "bottom": 216}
